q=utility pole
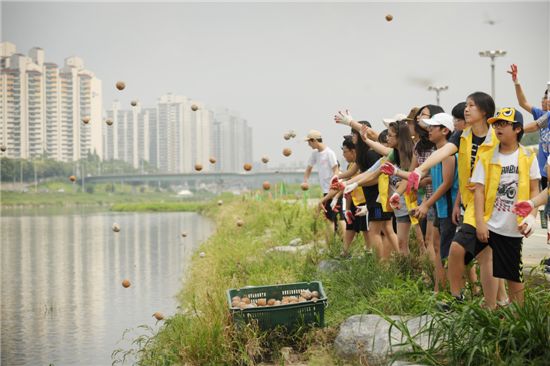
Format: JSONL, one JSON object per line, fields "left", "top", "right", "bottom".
{"left": 479, "top": 50, "right": 507, "bottom": 100}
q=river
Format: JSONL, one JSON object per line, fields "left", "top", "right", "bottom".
{"left": 1, "top": 207, "right": 214, "bottom": 365}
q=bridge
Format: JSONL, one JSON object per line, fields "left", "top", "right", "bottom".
{"left": 83, "top": 171, "right": 318, "bottom": 190}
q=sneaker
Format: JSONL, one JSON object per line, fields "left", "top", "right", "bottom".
{"left": 436, "top": 294, "right": 464, "bottom": 312}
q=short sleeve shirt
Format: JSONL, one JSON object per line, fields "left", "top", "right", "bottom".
{"left": 471, "top": 149, "right": 541, "bottom": 237}
{"left": 532, "top": 107, "right": 550, "bottom": 178}
{"left": 308, "top": 147, "right": 338, "bottom": 193}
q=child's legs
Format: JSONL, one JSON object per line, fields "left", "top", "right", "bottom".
{"left": 476, "top": 246, "right": 498, "bottom": 309}
{"left": 396, "top": 216, "right": 411, "bottom": 255}
{"left": 343, "top": 230, "right": 356, "bottom": 255}
{"left": 507, "top": 280, "right": 524, "bottom": 305}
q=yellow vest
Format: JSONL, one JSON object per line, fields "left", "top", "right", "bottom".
{"left": 457, "top": 127, "right": 498, "bottom": 208}
{"left": 376, "top": 157, "right": 393, "bottom": 212}
{"left": 404, "top": 190, "right": 419, "bottom": 225}
{"left": 348, "top": 162, "right": 366, "bottom": 205}
{"left": 463, "top": 144, "right": 535, "bottom": 227}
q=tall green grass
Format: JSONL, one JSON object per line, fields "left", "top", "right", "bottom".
{"left": 115, "top": 196, "right": 550, "bottom": 365}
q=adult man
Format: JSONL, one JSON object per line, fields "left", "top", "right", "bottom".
{"left": 303, "top": 130, "right": 339, "bottom": 229}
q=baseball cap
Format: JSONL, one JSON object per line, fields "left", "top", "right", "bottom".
{"left": 405, "top": 107, "right": 420, "bottom": 122}
{"left": 305, "top": 129, "right": 322, "bottom": 140}
{"left": 422, "top": 113, "right": 455, "bottom": 132}
{"left": 382, "top": 113, "right": 407, "bottom": 128}
{"left": 487, "top": 107, "right": 524, "bottom": 126}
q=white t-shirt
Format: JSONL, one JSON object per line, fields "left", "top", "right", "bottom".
{"left": 471, "top": 149, "right": 541, "bottom": 237}
{"left": 308, "top": 147, "right": 338, "bottom": 193}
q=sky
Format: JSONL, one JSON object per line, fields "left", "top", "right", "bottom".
{"left": 2, "top": 1, "right": 550, "bottom": 167}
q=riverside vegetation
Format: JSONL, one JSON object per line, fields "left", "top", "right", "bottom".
{"left": 111, "top": 194, "right": 550, "bottom": 366}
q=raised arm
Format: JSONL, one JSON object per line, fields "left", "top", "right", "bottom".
{"left": 508, "top": 64, "right": 533, "bottom": 113}
{"left": 416, "top": 143, "right": 458, "bottom": 176}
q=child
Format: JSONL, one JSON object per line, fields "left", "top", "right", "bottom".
{"left": 418, "top": 113, "right": 458, "bottom": 292}
{"left": 469, "top": 107, "right": 540, "bottom": 305}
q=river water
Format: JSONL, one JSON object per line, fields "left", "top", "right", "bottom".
{"left": 1, "top": 207, "right": 214, "bottom": 365}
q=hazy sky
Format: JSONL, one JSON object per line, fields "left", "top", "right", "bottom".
{"left": 2, "top": 1, "right": 550, "bottom": 167}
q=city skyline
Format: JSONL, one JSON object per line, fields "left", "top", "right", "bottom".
{"left": 0, "top": 41, "right": 255, "bottom": 173}
{"left": 2, "top": 1, "right": 549, "bottom": 169}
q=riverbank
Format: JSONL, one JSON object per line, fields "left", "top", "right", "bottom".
{"left": 125, "top": 196, "right": 550, "bottom": 365}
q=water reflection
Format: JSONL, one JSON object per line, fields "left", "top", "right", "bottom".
{"left": 1, "top": 209, "right": 214, "bottom": 365}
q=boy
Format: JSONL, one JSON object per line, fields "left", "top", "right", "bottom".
{"left": 416, "top": 113, "right": 458, "bottom": 292}
{"left": 469, "top": 107, "right": 540, "bottom": 305}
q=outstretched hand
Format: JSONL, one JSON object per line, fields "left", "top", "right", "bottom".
{"left": 406, "top": 168, "right": 423, "bottom": 193}
{"left": 380, "top": 162, "right": 398, "bottom": 176}
{"left": 507, "top": 64, "right": 518, "bottom": 82}
{"left": 334, "top": 110, "right": 354, "bottom": 126}
{"left": 512, "top": 200, "right": 534, "bottom": 217}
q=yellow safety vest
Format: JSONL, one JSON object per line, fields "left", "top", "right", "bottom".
{"left": 404, "top": 190, "right": 419, "bottom": 225}
{"left": 348, "top": 162, "right": 366, "bottom": 206}
{"left": 457, "top": 127, "right": 497, "bottom": 208}
{"left": 463, "top": 144, "right": 535, "bottom": 227}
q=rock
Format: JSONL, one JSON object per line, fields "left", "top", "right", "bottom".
{"left": 288, "top": 238, "right": 302, "bottom": 246}
{"left": 317, "top": 259, "right": 344, "bottom": 273}
{"left": 333, "top": 314, "right": 434, "bottom": 363}
{"left": 523, "top": 267, "right": 550, "bottom": 286}
{"left": 266, "top": 244, "right": 313, "bottom": 254}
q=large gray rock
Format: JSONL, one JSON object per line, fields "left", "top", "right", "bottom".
{"left": 317, "top": 259, "right": 344, "bottom": 273}
{"left": 334, "top": 314, "right": 434, "bottom": 364}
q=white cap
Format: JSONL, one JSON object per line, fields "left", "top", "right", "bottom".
{"left": 382, "top": 113, "right": 407, "bottom": 128}
{"left": 422, "top": 113, "right": 454, "bottom": 132}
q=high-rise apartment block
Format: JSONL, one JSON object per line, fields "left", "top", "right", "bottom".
{"left": 0, "top": 42, "right": 102, "bottom": 161}
{"left": 1, "top": 42, "right": 253, "bottom": 173}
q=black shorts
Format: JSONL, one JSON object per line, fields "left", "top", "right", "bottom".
{"left": 488, "top": 231, "right": 524, "bottom": 283}
{"left": 434, "top": 217, "right": 456, "bottom": 260}
{"left": 367, "top": 204, "right": 393, "bottom": 222}
{"left": 322, "top": 194, "right": 339, "bottom": 222}
{"left": 346, "top": 201, "right": 368, "bottom": 232}
{"left": 452, "top": 224, "right": 489, "bottom": 265}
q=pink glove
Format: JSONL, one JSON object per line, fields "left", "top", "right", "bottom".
{"left": 512, "top": 200, "right": 535, "bottom": 217}
{"left": 406, "top": 168, "right": 422, "bottom": 193}
{"left": 507, "top": 64, "right": 518, "bottom": 82}
{"left": 389, "top": 193, "right": 401, "bottom": 209}
{"left": 345, "top": 210, "right": 354, "bottom": 224}
{"left": 380, "top": 162, "right": 398, "bottom": 176}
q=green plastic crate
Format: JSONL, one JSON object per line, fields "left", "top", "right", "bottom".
{"left": 227, "top": 281, "right": 327, "bottom": 330}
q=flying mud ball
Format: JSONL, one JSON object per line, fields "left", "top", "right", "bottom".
{"left": 300, "top": 182, "right": 309, "bottom": 191}
{"left": 199, "top": 252, "right": 206, "bottom": 258}
{"left": 194, "top": 163, "right": 203, "bottom": 172}
{"left": 122, "top": 279, "right": 131, "bottom": 288}
{"left": 131, "top": 100, "right": 138, "bottom": 107}
{"left": 209, "top": 157, "right": 216, "bottom": 164}
{"left": 181, "top": 232, "right": 187, "bottom": 238}
{"left": 105, "top": 119, "right": 113, "bottom": 126}
{"left": 236, "top": 219, "right": 244, "bottom": 227}
{"left": 82, "top": 116, "right": 90, "bottom": 124}
{"left": 261, "top": 156, "right": 269, "bottom": 164}
{"left": 385, "top": 14, "right": 393, "bottom": 22}
{"left": 243, "top": 163, "right": 252, "bottom": 171}
{"left": 217, "top": 200, "right": 223, "bottom": 206}
{"left": 0, "top": 145, "right": 6, "bottom": 152}
{"left": 112, "top": 223, "right": 121, "bottom": 232}
{"left": 283, "top": 133, "right": 291, "bottom": 140}
{"left": 153, "top": 312, "right": 164, "bottom": 321}
{"left": 191, "top": 104, "right": 199, "bottom": 111}
{"left": 69, "top": 175, "right": 77, "bottom": 182}
{"left": 262, "top": 181, "right": 271, "bottom": 190}
{"left": 282, "top": 148, "right": 292, "bottom": 157}
{"left": 116, "top": 81, "right": 126, "bottom": 90}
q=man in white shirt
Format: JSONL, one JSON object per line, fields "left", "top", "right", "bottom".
{"left": 303, "top": 130, "right": 340, "bottom": 229}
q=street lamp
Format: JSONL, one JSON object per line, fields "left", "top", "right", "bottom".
{"left": 479, "top": 49, "right": 507, "bottom": 100}
{"left": 427, "top": 85, "right": 449, "bottom": 106}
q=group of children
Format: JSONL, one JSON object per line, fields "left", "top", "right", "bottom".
{"left": 303, "top": 64, "right": 550, "bottom": 308}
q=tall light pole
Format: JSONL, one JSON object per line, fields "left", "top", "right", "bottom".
{"left": 479, "top": 49, "right": 507, "bottom": 100}
{"left": 427, "top": 85, "right": 449, "bottom": 106}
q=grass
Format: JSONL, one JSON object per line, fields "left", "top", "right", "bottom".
{"left": 112, "top": 195, "right": 550, "bottom": 366}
